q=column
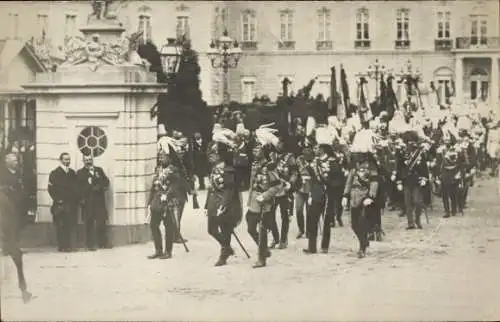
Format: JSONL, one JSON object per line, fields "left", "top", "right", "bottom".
{"left": 21, "top": 99, "right": 27, "bottom": 127}
{"left": 455, "top": 56, "right": 464, "bottom": 104}
{"left": 491, "top": 56, "right": 499, "bottom": 115}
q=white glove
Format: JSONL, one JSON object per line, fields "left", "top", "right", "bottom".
{"left": 454, "top": 173, "right": 461, "bottom": 180}
{"left": 420, "top": 178, "right": 427, "bottom": 187}
{"left": 341, "top": 197, "right": 348, "bottom": 208}
{"left": 363, "top": 198, "right": 373, "bottom": 206}
{"left": 397, "top": 183, "right": 403, "bottom": 191}
{"left": 284, "top": 182, "right": 291, "bottom": 191}
{"left": 256, "top": 195, "right": 264, "bottom": 203}
{"left": 160, "top": 194, "right": 167, "bottom": 202}
{"left": 390, "top": 175, "right": 396, "bottom": 182}
{"left": 307, "top": 196, "right": 312, "bottom": 206}
{"left": 435, "top": 179, "right": 441, "bottom": 185}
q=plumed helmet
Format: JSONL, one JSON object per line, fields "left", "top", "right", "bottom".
{"left": 254, "top": 123, "right": 279, "bottom": 148}
{"left": 212, "top": 123, "right": 238, "bottom": 148}
{"left": 157, "top": 136, "right": 177, "bottom": 155}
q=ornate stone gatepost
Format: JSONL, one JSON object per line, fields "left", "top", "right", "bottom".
{"left": 23, "top": 7, "right": 165, "bottom": 247}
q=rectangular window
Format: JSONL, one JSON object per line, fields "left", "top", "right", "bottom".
{"left": 356, "top": 9, "right": 370, "bottom": 40}
{"left": 138, "top": 14, "right": 152, "bottom": 43}
{"left": 176, "top": 16, "right": 190, "bottom": 39}
{"left": 470, "top": 15, "right": 488, "bottom": 45}
{"left": 396, "top": 9, "right": 410, "bottom": 40}
{"left": 280, "top": 10, "right": 294, "bottom": 41}
{"left": 9, "top": 13, "right": 19, "bottom": 38}
{"left": 36, "top": 14, "right": 49, "bottom": 38}
{"left": 241, "top": 10, "right": 257, "bottom": 42}
{"left": 241, "top": 79, "right": 256, "bottom": 103}
{"left": 437, "top": 11, "right": 451, "bottom": 39}
{"left": 317, "top": 9, "right": 331, "bottom": 41}
{"left": 64, "top": 14, "right": 77, "bottom": 39}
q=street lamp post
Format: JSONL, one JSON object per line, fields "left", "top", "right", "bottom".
{"left": 395, "top": 59, "right": 422, "bottom": 104}
{"left": 159, "top": 38, "right": 183, "bottom": 80}
{"left": 355, "top": 58, "right": 387, "bottom": 99}
{"left": 207, "top": 30, "right": 243, "bottom": 105}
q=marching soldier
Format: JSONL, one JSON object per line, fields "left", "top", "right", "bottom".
{"left": 295, "top": 147, "right": 314, "bottom": 239}
{"left": 436, "top": 132, "right": 466, "bottom": 218}
{"left": 246, "top": 124, "right": 282, "bottom": 268}
{"left": 146, "top": 140, "right": 190, "bottom": 259}
{"left": 327, "top": 142, "right": 348, "bottom": 228}
{"left": 205, "top": 126, "right": 243, "bottom": 267}
{"left": 303, "top": 127, "right": 336, "bottom": 254}
{"left": 396, "top": 131, "right": 430, "bottom": 229}
{"left": 342, "top": 152, "right": 379, "bottom": 258}
{"left": 271, "top": 138, "right": 299, "bottom": 249}
{"left": 458, "top": 129, "right": 477, "bottom": 210}
{"left": 0, "top": 153, "right": 33, "bottom": 302}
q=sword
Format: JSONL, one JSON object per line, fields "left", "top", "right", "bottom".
{"left": 232, "top": 231, "right": 251, "bottom": 258}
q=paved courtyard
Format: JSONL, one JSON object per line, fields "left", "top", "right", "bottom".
{"left": 1, "top": 177, "right": 500, "bottom": 321}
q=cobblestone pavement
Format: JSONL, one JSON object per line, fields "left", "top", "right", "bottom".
{"left": 2, "top": 177, "right": 500, "bottom": 321}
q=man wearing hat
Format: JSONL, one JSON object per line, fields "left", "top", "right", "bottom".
{"left": 294, "top": 146, "right": 315, "bottom": 239}
{"left": 246, "top": 124, "right": 282, "bottom": 268}
{"left": 205, "top": 125, "right": 243, "bottom": 267}
{"left": 396, "top": 130, "right": 430, "bottom": 229}
{"left": 342, "top": 152, "right": 379, "bottom": 258}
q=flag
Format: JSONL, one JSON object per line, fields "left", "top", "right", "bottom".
{"left": 358, "top": 77, "right": 372, "bottom": 123}
{"left": 328, "top": 66, "right": 337, "bottom": 115}
{"left": 340, "top": 66, "right": 350, "bottom": 119}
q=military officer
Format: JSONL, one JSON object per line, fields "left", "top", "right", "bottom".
{"left": 246, "top": 124, "right": 282, "bottom": 268}
{"left": 395, "top": 131, "right": 430, "bottom": 229}
{"left": 294, "top": 147, "right": 314, "bottom": 239}
{"left": 342, "top": 152, "right": 379, "bottom": 258}
{"left": 205, "top": 126, "right": 243, "bottom": 267}
{"left": 271, "top": 139, "right": 299, "bottom": 249}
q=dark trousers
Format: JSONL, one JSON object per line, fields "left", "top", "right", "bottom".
{"left": 367, "top": 206, "right": 382, "bottom": 233}
{"left": 442, "top": 182, "right": 459, "bottom": 215}
{"left": 2, "top": 231, "right": 27, "bottom": 292}
{"left": 270, "top": 194, "right": 293, "bottom": 244}
{"left": 197, "top": 174, "right": 205, "bottom": 189}
{"left": 295, "top": 192, "right": 309, "bottom": 234}
{"left": 326, "top": 186, "right": 343, "bottom": 225}
{"left": 84, "top": 214, "right": 108, "bottom": 249}
{"left": 246, "top": 210, "right": 272, "bottom": 261}
{"left": 53, "top": 205, "right": 77, "bottom": 251}
{"left": 306, "top": 198, "right": 330, "bottom": 252}
{"left": 175, "top": 200, "right": 186, "bottom": 239}
{"left": 150, "top": 209, "right": 176, "bottom": 254}
{"left": 207, "top": 215, "right": 232, "bottom": 252}
{"left": 404, "top": 185, "right": 423, "bottom": 226}
{"left": 351, "top": 206, "right": 370, "bottom": 251}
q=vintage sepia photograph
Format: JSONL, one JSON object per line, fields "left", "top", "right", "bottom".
{"left": 0, "top": 0, "right": 499, "bottom": 320}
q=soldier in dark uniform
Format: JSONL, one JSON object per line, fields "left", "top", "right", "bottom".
{"left": 192, "top": 132, "right": 208, "bottom": 190}
{"left": 205, "top": 127, "right": 243, "bottom": 266}
{"left": 303, "top": 127, "right": 336, "bottom": 254}
{"left": 48, "top": 152, "right": 79, "bottom": 252}
{"left": 77, "top": 154, "right": 110, "bottom": 250}
{"left": 396, "top": 131, "right": 430, "bottom": 229}
{"left": 458, "top": 129, "right": 477, "bottom": 210}
{"left": 246, "top": 125, "right": 282, "bottom": 268}
{"left": 342, "top": 152, "right": 379, "bottom": 258}
{"left": 294, "top": 147, "right": 314, "bottom": 239}
{"left": 436, "top": 133, "right": 466, "bottom": 218}
{"left": 146, "top": 144, "right": 189, "bottom": 259}
{"left": 326, "top": 143, "right": 348, "bottom": 228}
{"left": 270, "top": 139, "right": 299, "bottom": 249}
{"left": 0, "top": 153, "right": 33, "bottom": 302}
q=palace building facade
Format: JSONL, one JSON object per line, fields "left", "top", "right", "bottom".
{"left": 1, "top": 0, "right": 499, "bottom": 109}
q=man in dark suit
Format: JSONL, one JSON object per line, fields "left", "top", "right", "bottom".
{"left": 48, "top": 152, "right": 79, "bottom": 252}
{"left": 77, "top": 154, "right": 110, "bottom": 250}
{"left": 193, "top": 132, "right": 208, "bottom": 190}
{"left": 0, "top": 153, "right": 32, "bottom": 302}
